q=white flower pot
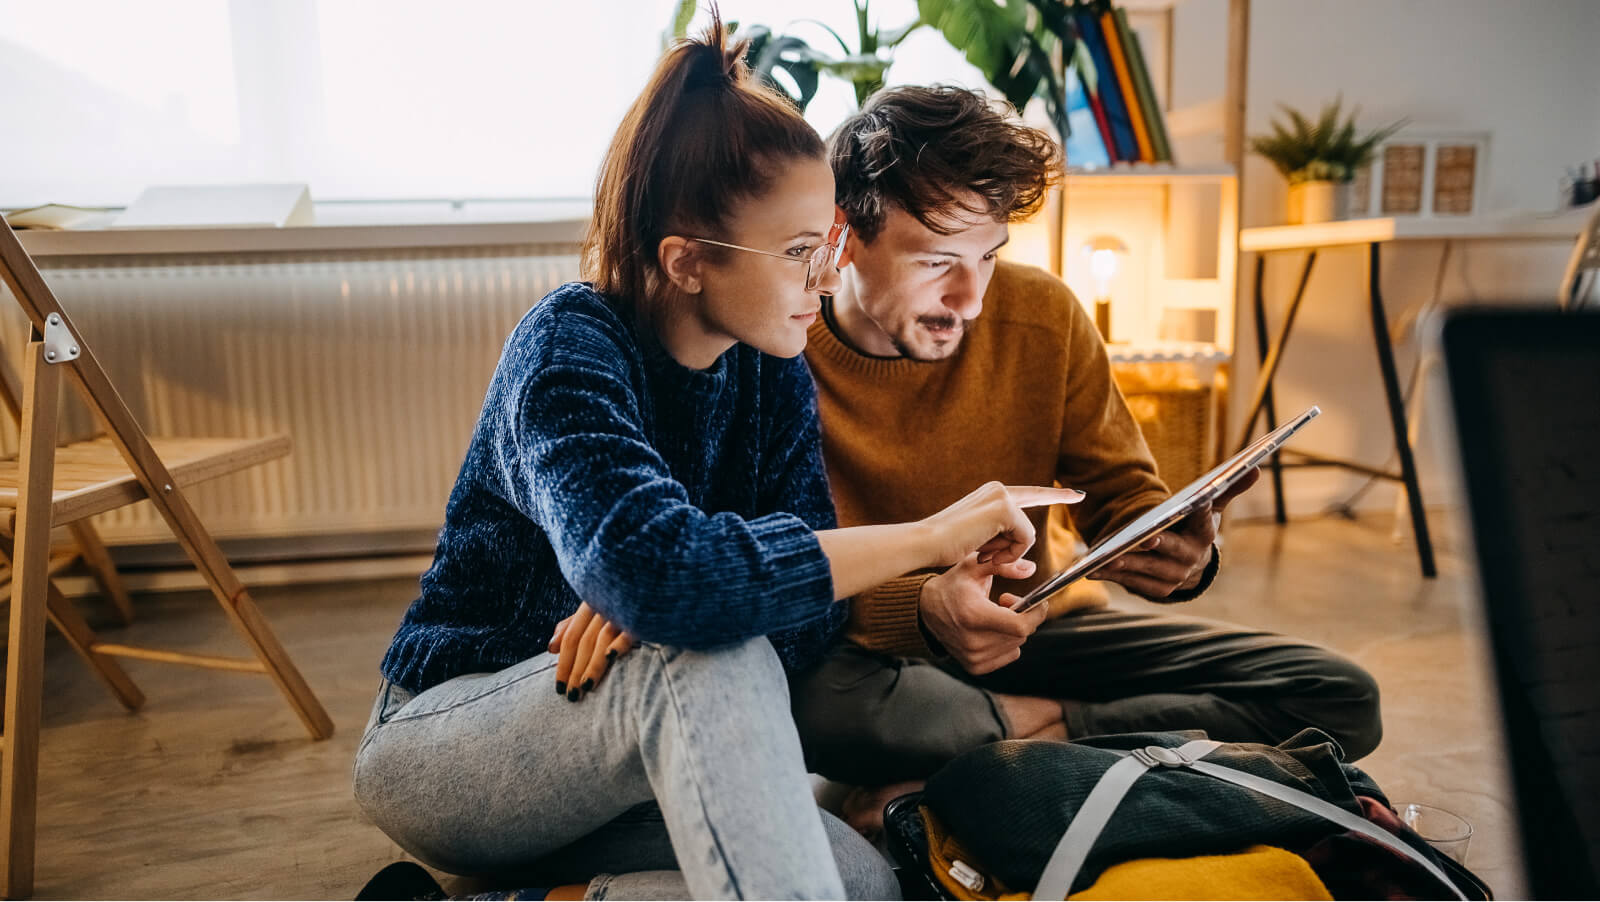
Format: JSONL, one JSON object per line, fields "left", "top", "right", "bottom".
{"left": 1286, "top": 180, "right": 1348, "bottom": 225}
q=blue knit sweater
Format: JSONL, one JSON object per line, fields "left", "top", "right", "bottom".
{"left": 381, "top": 283, "right": 846, "bottom": 695}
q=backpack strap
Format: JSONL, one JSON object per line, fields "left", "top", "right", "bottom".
{"left": 1032, "top": 740, "right": 1468, "bottom": 901}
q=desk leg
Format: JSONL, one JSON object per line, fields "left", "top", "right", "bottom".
{"left": 1238, "top": 250, "right": 1318, "bottom": 522}
{"left": 1367, "top": 242, "right": 1438, "bottom": 578}
{"left": 1251, "top": 255, "right": 1286, "bottom": 522}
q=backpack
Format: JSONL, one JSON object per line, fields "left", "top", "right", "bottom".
{"left": 882, "top": 729, "right": 1492, "bottom": 900}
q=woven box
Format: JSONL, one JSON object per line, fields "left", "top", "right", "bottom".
{"left": 1113, "top": 361, "right": 1219, "bottom": 490}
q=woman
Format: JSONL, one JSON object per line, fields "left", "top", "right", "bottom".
{"left": 353, "top": 13, "right": 1077, "bottom": 900}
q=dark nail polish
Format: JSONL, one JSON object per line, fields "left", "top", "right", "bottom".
{"left": 567, "top": 688, "right": 580, "bottom": 702}
{"left": 555, "top": 681, "right": 566, "bottom": 696}
{"left": 606, "top": 649, "right": 618, "bottom": 661}
{"left": 582, "top": 679, "right": 594, "bottom": 692}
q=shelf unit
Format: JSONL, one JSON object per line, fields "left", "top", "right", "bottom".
{"left": 1005, "top": 167, "right": 1239, "bottom": 353}
{"left": 1007, "top": 1, "right": 1255, "bottom": 482}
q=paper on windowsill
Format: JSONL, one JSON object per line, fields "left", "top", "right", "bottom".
{"left": 3, "top": 203, "right": 118, "bottom": 231}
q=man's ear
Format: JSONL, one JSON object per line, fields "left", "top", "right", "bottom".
{"left": 658, "top": 236, "right": 704, "bottom": 294}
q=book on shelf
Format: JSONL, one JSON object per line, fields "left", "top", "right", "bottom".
{"left": 1100, "top": 6, "right": 1155, "bottom": 162}
{"left": 1073, "top": 4, "right": 1140, "bottom": 163}
{"left": 1116, "top": 6, "right": 1173, "bottom": 162}
{"left": 1063, "top": 66, "right": 1113, "bottom": 169}
{"left": 1084, "top": 67, "right": 1120, "bottom": 164}
{"left": 1066, "top": 1, "right": 1175, "bottom": 165}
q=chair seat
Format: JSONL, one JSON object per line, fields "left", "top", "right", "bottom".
{"left": 0, "top": 434, "right": 290, "bottom": 527}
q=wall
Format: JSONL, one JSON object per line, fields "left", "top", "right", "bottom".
{"left": 1169, "top": 0, "right": 1600, "bottom": 518}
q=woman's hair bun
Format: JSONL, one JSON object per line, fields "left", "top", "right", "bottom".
{"left": 682, "top": 5, "right": 749, "bottom": 93}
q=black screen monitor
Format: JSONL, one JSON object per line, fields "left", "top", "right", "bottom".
{"left": 1441, "top": 308, "right": 1600, "bottom": 899}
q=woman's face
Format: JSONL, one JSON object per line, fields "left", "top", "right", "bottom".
{"left": 691, "top": 156, "right": 841, "bottom": 359}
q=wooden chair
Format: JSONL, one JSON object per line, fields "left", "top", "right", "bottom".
{"left": 0, "top": 214, "right": 333, "bottom": 898}
{"left": 1559, "top": 201, "right": 1600, "bottom": 311}
{"left": 0, "top": 345, "right": 136, "bottom": 619}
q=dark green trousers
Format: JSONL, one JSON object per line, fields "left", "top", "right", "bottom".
{"left": 791, "top": 608, "right": 1382, "bottom": 786}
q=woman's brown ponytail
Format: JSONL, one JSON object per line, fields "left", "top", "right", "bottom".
{"left": 583, "top": 5, "right": 825, "bottom": 311}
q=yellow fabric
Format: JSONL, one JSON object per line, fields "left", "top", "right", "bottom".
{"left": 804, "top": 261, "right": 1168, "bottom": 657}
{"left": 1070, "top": 846, "right": 1333, "bottom": 901}
{"left": 920, "top": 806, "right": 1332, "bottom": 901}
{"left": 923, "top": 807, "right": 1021, "bottom": 901}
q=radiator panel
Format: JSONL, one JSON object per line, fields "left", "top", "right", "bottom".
{"left": 0, "top": 245, "right": 580, "bottom": 546}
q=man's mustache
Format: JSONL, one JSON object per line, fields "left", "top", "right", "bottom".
{"left": 917, "top": 315, "right": 965, "bottom": 332}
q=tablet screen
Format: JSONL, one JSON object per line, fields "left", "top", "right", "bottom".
{"left": 1013, "top": 405, "right": 1320, "bottom": 613}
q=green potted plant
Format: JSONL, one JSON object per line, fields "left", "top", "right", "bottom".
{"left": 667, "top": 0, "right": 921, "bottom": 112}
{"left": 1249, "top": 97, "right": 1404, "bottom": 224}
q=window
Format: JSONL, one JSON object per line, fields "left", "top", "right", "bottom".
{"left": 1, "top": 0, "right": 981, "bottom": 211}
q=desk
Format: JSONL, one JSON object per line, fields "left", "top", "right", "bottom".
{"left": 1237, "top": 211, "right": 1587, "bottom": 578}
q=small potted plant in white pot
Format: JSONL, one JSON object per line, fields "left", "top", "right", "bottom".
{"left": 1250, "top": 97, "right": 1403, "bottom": 224}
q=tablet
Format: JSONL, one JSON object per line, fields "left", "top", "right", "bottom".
{"left": 1012, "top": 405, "right": 1320, "bottom": 614}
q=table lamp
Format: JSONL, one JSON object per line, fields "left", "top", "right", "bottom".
{"left": 1083, "top": 234, "right": 1129, "bottom": 341}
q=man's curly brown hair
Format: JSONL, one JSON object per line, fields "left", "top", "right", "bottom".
{"left": 828, "top": 85, "right": 1062, "bottom": 244}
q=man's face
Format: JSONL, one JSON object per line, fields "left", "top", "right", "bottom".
{"left": 841, "top": 202, "right": 1009, "bottom": 361}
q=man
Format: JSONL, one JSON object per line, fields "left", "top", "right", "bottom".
{"left": 792, "top": 86, "right": 1382, "bottom": 816}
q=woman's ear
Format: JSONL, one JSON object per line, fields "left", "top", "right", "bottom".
{"left": 658, "top": 237, "right": 704, "bottom": 295}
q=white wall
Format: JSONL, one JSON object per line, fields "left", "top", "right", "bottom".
{"left": 1168, "top": 0, "right": 1600, "bottom": 519}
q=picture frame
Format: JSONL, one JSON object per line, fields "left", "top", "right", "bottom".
{"left": 1347, "top": 130, "right": 1490, "bottom": 218}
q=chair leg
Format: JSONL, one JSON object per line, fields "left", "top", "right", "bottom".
{"left": 65, "top": 522, "right": 134, "bottom": 626}
{"left": 43, "top": 582, "right": 144, "bottom": 712}
{"left": 201, "top": 573, "right": 334, "bottom": 740}
{"left": 117, "top": 466, "right": 333, "bottom": 739}
{"left": 0, "top": 544, "right": 144, "bottom": 713}
{"left": 109, "top": 497, "right": 333, "bottom": 739}
{"left": 2, "top": 340, "right": 63, "bottom": 900}
{"left": 156, "top": 506, "right": 333, "bottom": 738}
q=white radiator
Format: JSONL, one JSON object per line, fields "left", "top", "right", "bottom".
{"left": 0, "top": 244, "right": 582, "bottom": 551}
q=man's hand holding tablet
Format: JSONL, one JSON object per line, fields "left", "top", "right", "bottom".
{"left": 1092, "top": 467, "right": 1259, "bottom": 598}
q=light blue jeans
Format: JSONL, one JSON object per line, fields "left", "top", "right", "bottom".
{"left": 353, "top": 636, "right": 898, "bottom": 900}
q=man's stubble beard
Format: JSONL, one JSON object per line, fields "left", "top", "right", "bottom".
{"left": 890, "top": 314, "right": 973, "bottom": 362}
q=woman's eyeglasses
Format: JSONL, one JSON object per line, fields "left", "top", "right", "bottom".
{"left": 687, "top": 222, "right": 850, "bottom": 291}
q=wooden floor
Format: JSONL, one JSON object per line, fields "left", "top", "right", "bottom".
{"left": 12, "top": 507, "right": 1523, "bottom": 899}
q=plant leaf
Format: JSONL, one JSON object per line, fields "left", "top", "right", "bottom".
{"left": 749, "top": 31, "right": 823, "bottom": 111}
{"left": 878, "top": 18, "right": 924, "bottom": 48}
{"left": 917, "top": 0, "right": 1028, "bottom": 83}
{"left": 668, "top": 0, "right": 697, "bottom": 41}
{"left": 791, "top": 17, "right": 855, "bottom": 55}
{"left": 1253, "top": 96, "right": 1408, "bottom": 180}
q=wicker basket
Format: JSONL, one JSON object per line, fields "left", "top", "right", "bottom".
{"left": 1114, "top": 361, "right": 1218, "bottom": 490}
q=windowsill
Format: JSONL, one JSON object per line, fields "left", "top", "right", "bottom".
{"left": 14, "top": 198, "right": 592, "bottom": 258}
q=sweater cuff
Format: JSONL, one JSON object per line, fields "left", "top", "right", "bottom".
{"left": 844, "top": 573, "right": 937, "bottom": 658}
{"left": 1160, "top": 544, "right": 1221, "bottom": 604}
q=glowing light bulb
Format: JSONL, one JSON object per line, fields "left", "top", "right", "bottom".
{"left": 1090, "top": 247, "right": 1120, "bottom": 297}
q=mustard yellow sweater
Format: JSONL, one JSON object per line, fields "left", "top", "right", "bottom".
{"left": 805, "top": 261, "right": 1169, "bottom": 657}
